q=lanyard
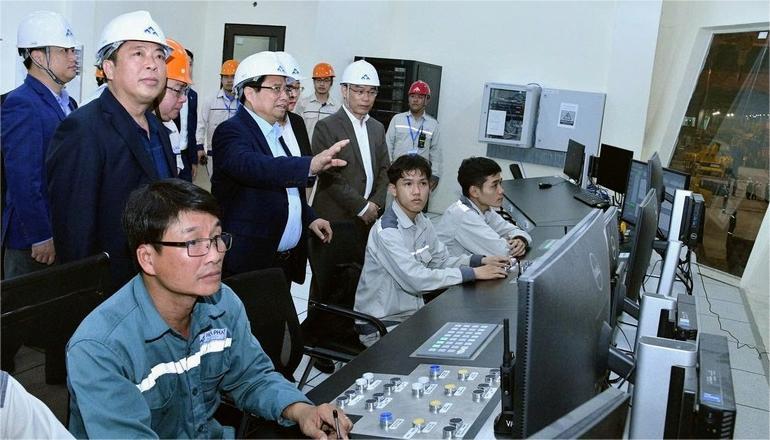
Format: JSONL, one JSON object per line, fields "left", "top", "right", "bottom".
{"left": 406, "top": 115, "right": 424, "bottom": 147}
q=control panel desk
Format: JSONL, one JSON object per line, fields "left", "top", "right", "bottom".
{"left": 252, "top": 232, "right": 556, "bottom": 438}
{"left": 502, "top": 177, "right": 593, "bottom": 229}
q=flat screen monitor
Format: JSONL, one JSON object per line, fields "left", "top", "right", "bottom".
{"left": 597, "top": 144, "right": 634, "bottom": 193}
{"left": 658, "top": 168, "right": 691, "bottom": 240}
{"left": 514, "top": 209, "right": 612, "bottom": 437}
{"left": 649, "top": 152, "right": 664, "bottom": 206}
{"left": 530, "top": 387, "right": 630, "bottom": 439}
{"left": 624, "top": 188, "right": 659, "bottom": 302}
{"left": 602, "top": 206, "right": 620, "bottom": 273}
{"left": 564, "top": 139, "right": 586, "bottom": 185}
{"left": 620, "top": 160, "right": 648, "bottom": 225}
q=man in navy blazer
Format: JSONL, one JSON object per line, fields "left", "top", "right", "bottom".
{"left": 2, "top": 11, "right": 81, "bottom": 279}
{"left": 211, "top": 51, "right": 347, "bottom": 283}
{"left": 46, "top": 11, "right": 176, "bottom": 294}
{"left": 1, "top": 10, "right": 81, "bottom": 381}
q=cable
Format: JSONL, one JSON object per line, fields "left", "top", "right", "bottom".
{"left": 642, "top": 259, "right": 662, "bottom": 291}
{"left": 617, "top": 319, "right": 638, "bottom": 328}
{"left": 615, "top": 324, "right": 633, "bottom": 353}
{"left": 693, "top": 261, "right": 769, "bottom": 360}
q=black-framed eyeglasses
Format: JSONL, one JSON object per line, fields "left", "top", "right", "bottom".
{"left": 166, "top": 85, "right": 189, "bottom": 97}
{"left": 347, "top": 86, "right": 378, "bottom": 98}
{"left": 255, "top": 84, "right": 290, "bottom": 96}
{"left": 153, "top": 232, "right": 233, "bottom": 257}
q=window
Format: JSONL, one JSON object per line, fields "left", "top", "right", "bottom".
{"left": 669, "top": 31, "right": 769, "bottom": 277}
{"left": 222, "top": 24, "right": 285, "bottom": 63}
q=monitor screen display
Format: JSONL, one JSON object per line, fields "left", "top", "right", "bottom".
{"left": 597, "top": 144, "right": 633, "bottom": 193}
{"left": 658, "top": 168, "right": 691, "bottom": 240}
{"left": 564, "top": 139, "right": 586, "bottom": 184}
{"left": 620, "top": 160, "right": 648, "bottom": 225}
{"left": 514, "top": 209, "right": 611, "bottom": 437}
{"left": 625, "top": 188, "right": 659, "bottom": 302}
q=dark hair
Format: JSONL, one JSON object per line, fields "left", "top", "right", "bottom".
{"left": 238, "top": 76, "right": 266, "bottom": 104}
{"left": 185, "top": 48, "right": 194, "bottom": 60}
{"left": 96, "top": 77, "right": 106, "bottom": 86}
{"left": 122, "top": 179, "right": 221, "bottom": 267}
{"left": 387, "top": 154, "right": 432, "bottom": 185}
{"left": 458, "top": 157, "right": 501, "bottom": 197}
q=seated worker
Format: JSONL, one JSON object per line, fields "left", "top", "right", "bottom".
{"left": 354, "top": 155, "right": 509, "bottom": 346}
{"left": 65, "top": 179, "right": 352, "bottom": 439}
{"left": 437, "top": 157, "right": 531, "bottom": 258}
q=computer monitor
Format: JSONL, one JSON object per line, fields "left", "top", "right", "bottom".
{"left": 649, "top": 152, "right": 664, "bottom": 206}
{"left": 624, "top": 188, "right": 659, "bottom": 303}
{"left": 564, "top": 139, "right": 585, "bottom": 185}
{"left": 529, "top": 387, "right": 630, "bottom": 439}
{"left": 620, "top": 159, "right": 648, "bottom": 225}
{"left": 658, "top": 168, "right": 691, "bottom": 240}
{"left": 514, "top": 209, "right": 612, "bottom": 437}
{"left": 602, "top": 206, "right": 620, "bottom": 272}
{"left": 597, "top": 144, "right": 634, "bottom": 193}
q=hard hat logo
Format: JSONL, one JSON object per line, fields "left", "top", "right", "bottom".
{"left": 277, "top": 65, "right": 287, "bottom": 74}
{"left": 144, "top": 26, "right": 159, "bottom": 36}
{"left": 361, "top": 74, "right": 370, "bottom": 80}
{"left": 66, "top": 29, "right": 74, "bottom": 37}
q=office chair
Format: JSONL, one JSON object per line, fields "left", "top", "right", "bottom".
{"left": 509, "top": 163, "right": 524, "bottom": 179}
{"left": 303, "top": 221, "right": 387, "bottom": 371}
{"left": 1, "top": 253, "right": 110, "bottom": 382}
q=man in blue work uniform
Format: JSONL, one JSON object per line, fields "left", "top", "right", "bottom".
{"left": 66, "top": 179, "right": 353, "bottom": 438}
{"left": 1, "top": 10, "right": 81, "bottom": 381}
{"left": 2, "top": 11, "right": 80, "bottom": 279}
{"left": 46, "top": 11, "right": 177, "bottom": 294}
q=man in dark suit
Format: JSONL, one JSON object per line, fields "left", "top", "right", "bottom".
{"left": 2, "top": 11, "right": 80, "bottom": 279}
{"left": 311, "top": 60, "right": 391, "bottom": 254}
{"left": 46, "top": 10, "right": 176, "bottom": 294}
{"left": 1, "top": 10, "right": 81, "bottom": 382}
{"left": 211, "top": 51, "right": 347, "bottom": 283}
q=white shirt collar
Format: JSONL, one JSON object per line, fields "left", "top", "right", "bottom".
{"left": 342, "top": 104, "right": 369, "bottom": 127}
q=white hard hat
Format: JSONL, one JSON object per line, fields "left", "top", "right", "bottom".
{"left": 275, "top": 51, "right": 304, "bottom": 81}
{"left": 233, "top": 51, "right": 289, "bottom": 97}
{"left": 340, "top": 60, "right": 380, "bottom": 87}
{"left": 17, "top": 11, "right": 81, "bottom": 50}
{"left": 95, "top": 10, "right": 172, "bottom": 65}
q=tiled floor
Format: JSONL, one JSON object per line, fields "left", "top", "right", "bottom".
{"left": 9, "top": 216, "right": 769, "bottom": 437}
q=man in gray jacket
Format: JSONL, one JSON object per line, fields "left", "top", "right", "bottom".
{"left": 354, "top": 155, "right": 509, "bottom": 347}
{"left": 437, "top": 157, "right": 531, "bottom": 258}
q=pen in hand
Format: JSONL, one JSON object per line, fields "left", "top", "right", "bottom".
{"left": 333, "top": 409, "right": 342, "bottom": 439}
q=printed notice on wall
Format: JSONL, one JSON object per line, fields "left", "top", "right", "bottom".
{"left": 558, "top": 103, "right": 578, "bottom": 128}
{"left": 486, "top": 110, "right": 507, "bottom": 137}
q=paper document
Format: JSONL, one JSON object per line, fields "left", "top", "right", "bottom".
{"left": 486, "top": 110, "right": 506, "bottom": 136}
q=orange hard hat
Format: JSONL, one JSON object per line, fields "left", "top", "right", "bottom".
{"left": 95, "top": 67, "right": 105, "bottom": 79}
{"left": 165, "top": 38, "right": 192, "bottom": 85}
{"left": 408, "top": 80, "right": 430, "bottom": 96}
{"left": 220, "top": 59, "right": 239, "bottom": 76}
{"left": 312, "top": 62, "right": 335, "bottom": 78}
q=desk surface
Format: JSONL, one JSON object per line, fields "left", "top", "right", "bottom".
{"left": 502, "top": 177, "right": 593, "bottom": 227}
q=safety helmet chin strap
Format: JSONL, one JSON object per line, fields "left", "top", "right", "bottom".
{"left": 27, "top": 47, "right": 68, "bottom": 86}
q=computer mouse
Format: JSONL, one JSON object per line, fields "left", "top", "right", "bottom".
{"left": 538, "top": 182, "right": 552, "bottom": 189}
{"left": 597, "top": 201, "right": 610, "bottom": 209}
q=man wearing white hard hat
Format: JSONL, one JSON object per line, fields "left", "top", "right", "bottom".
{"left": 46, "top": 10, "right": 176, "bottom": 294}
{"left": 1, "top": 9, "right": 81, "bottom": 384}
{"left": 311, "top": 60, "right": 391, "bottom": 255}
{"left": 211, "top": 51, "right": 347, "bottom": 284}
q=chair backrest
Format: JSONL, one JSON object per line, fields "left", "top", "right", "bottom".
{"left": 223, "top": 268, "right": 304, "bottom": 382}
{"left": 510, "top": 163, "right": 524, "bottom": 179}
{"left": 1, "top": 253, "right": 110, "bottom": 335}
{"left": 304, "top": 221, "right": 367, "bottom": 354}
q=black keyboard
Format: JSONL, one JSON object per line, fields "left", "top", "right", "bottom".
{"left": 574, "top": 190, "right": 609, "bottom": 208}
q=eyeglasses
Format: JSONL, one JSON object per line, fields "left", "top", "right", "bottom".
{"left": 166, "top": 85, "right": 189, "bottom": 97}
{"left": 347, "top": 86, "right": 378, "bottom": 98}
{"left": 287, "top": 85, "right": 304, "bottom": 96}
{"left": 255, "top": 84, "right": 290, "bottom": 96}
{"left": 313, "top": 78, "right": 333, "bottom": 84}
{"left": 153, "top": 232, "right": 233, "bottom": 257}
